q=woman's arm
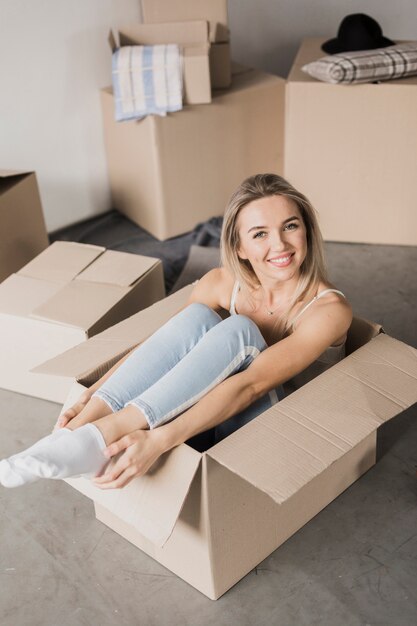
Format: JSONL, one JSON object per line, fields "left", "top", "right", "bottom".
{"left": 136, "top": 291, "right": 352, "bottom": 450}
{"left": 94, "top": 297, "right": 352, "bottom": 489}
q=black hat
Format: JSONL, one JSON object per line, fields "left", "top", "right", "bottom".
{"left": 322, "top": 13, "right": 395, "bottom": 54}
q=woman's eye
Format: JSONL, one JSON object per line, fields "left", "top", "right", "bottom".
{"left": 284, "top": 222, "right": 298, "bottom": 231}
{"left": 253, "top": 231, "right": 267, "bottom": 239}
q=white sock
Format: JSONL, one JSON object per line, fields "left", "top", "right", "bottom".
{"left": 0, "top": 424, "right": 109, "bottom": 488}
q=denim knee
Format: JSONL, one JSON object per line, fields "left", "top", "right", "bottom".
{"left": 219, "top": 314, "right": 267, "bottom": 351}
{"left": 180, "top": 302, "right": 222, "bottom": 326}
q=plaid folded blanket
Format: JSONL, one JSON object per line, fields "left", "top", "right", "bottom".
{"left": 302, "top": 42, "right": 417, "bottom": 84}
{"left": 112, "top": 44, "right": 183, "bottom": 121}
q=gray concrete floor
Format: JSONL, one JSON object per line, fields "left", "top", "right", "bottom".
{"left": 1, "top": 241, "right": 417, "bottom": 626}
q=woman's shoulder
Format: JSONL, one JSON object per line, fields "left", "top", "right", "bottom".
{"left": 314, "top": 282, "right": 352, "bottom": 310}
{"left": 293, "top": 281, "right": 352, "bottom": 343}
{"left": 187, "top": 267, "right": 236, "bottom": 312}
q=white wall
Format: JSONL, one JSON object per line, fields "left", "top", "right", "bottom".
{"left": 1, "top": 0, "right": 415, "bottom": 232}
{"left": 229, "top": 0, "right": 417, "bottom": 77}
{"left": 0, "top": 0, "right": 141, "bottom": 232}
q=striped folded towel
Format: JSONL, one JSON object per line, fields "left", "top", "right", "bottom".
{"left": 302, "top": 42, "right": 417, "bottom": 84}
{"left": 112, "top": 44, "right": 183, "bottom": 121}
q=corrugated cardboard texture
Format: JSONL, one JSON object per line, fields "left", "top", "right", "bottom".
{"left": 285, "top": 38, "right": 417, "bottom": 246}
{"left": 101, "top": 67, "right": 285, "bottom": 240}
{"left": 141, "top": 0, "right": 229, "bottom": 43}
{"left": 204, "top": 433, "right": 376, "bottom": 599}
{"left": 0, "top": 242, "right": 165, "bottom": 402}
{"left": 0, "top": 274, "right": 64, "bottom": 317}
{"left": 33, "top": 285, "right": 193, "bottom": 378}
{"left": 65, "top": 435, "right": 201, "bottom": 546}
{"left": 76, "top": 249, "right": 157, "bottom": 287}
{"left": 31, "top": 281, "right": 130, "bottom": 330}
{"left": 94, "top": 459, "right": 216, "bottom": 598}
{"left": 47, "top": 287, "right": 417, "bottom": 599}
{"left": 2, "top": 241, "right": 162, "bottom": 332}
{"left": 0, "top": 171, "right": 48, "bottom": 282}
{"left": 207, "top": 334, "right": 417, "bottom": 504}
{"left": 20, "top": 241, "right": 104, "bottom": 283}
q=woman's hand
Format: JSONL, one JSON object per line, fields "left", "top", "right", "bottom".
{"left": 93, "top": 428, "right": 167, "bottom": 489}
{"left": 54, "top": 389, "right": 92, "bottom": 430}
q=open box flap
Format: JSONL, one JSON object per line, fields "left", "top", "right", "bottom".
{"left": 32, "top": 285, "right": 192, "bottom": 377}
{"left": 140, "top": 0, "right": 229, "bottom": 43}
{"left": 0, "top": 274, "right": 65, "bottom": 317}
{"left": 30, "top": 281, "right": 129, "bottom": 331}
{"left": 119, "top": 20, "right": 209, "bottom": 47}
{"left": 59, "top": 382, "right": 201, "bottom": 547}
{"left": 19, "top": 241, "right": 105, "bottom": 284}
{"left": 75, "top": 250, "right": 159, "bottom": 287}
{"left": 0, "top": 169, "right": 32, "bottom": 178}
{"left": 207, "top": 334, "right": 417, "bottom": 506}
{"left": 66, "top": 444, "right": 201, "bottom": 547}
{"left": 346, "top": 316, "right": 383, "bottom": 355}
{"left": 0, "top": 170, "right": 32, "bottom": 194}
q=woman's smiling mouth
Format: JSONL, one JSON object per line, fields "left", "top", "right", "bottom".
{"left": 267, "top": 253, "right": 295, "bottom": 267}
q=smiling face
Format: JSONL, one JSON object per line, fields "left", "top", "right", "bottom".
{"left": 236, "top": 195, "right": 308, "bottom": 285}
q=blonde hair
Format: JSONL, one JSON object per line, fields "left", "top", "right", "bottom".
{"left": 220, "top": 173, "right": 328, "bottom": 338}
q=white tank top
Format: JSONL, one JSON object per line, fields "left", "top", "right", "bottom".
{"left": 229, "top": 281, "right": 345, "bottom": 327}
{"left": 228, "top": 281, "right": 347, "bottom": 394}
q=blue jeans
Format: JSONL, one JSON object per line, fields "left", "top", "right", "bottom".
{"left": 92, "top": 303, "right": 284, "bottom": 445}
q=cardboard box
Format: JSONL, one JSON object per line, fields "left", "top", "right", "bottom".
{"left": 141, "top": 0, "right": 231, "bottom": 88}
{"left": 209, "top": 41, "right": 231, "bottom": 89}
{"left": 0, "top": 170, "right": 49, "bottom": 283}
{"left": 101, "top": 66, "right": 285, "bottom": 240}
{"left": 285, "top": 38, "right": 417, "bottom": 246}
{"left": 114, "top": 22, "right": 211, "bottom": 105}
{"left": 35, "top": 286, "right": 417, "bottom": 599}
{"left": 141, "top": 0, "right": 229, "bottom": 43}
{"left": 0, "top": 241, "right": 165, "bottom": 403}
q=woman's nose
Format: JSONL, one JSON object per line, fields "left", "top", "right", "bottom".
{"left": 269, "top": 230, "right": 286, "bottom": 250}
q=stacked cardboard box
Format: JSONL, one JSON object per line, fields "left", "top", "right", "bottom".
{"left": 35, "top": 285, "right": 417, "bottom": 599}
{"left": 104, "top": 1, "right": 285, "bottom": 240}
{"left": 141, "top": 0, "right": 231, "bottom": 89}
{"left": 0, "top": 241, "right": 165, "bottom": 403}
{"left": 0, "top": 171, "right": 49, "bottom": 283}
{"left": 285, "top": 38, "right": 417, "bottom": 246}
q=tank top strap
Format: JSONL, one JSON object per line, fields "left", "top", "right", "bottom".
{"left": 290, "top": 288, "right": 346, "bottom": 328}
{"left": 229, "top": 280, "right": 240, "bottom": 315}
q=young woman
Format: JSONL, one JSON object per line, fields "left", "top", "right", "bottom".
{"left": 0, "top": 174, "right": 352, "bottom": 489}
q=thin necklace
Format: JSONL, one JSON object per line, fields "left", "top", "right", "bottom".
{"left": 265, "top": 304, "right": 280, "bottom": 316}
{"left": 261, "top": 287, "right": 282, "bottom": 316}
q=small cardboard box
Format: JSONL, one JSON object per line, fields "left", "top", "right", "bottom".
{"left": 113, "top": 21, "right": 211, "bottom": 106}
{"left": 141, "top": 0, "right": 231, "bottom": 88}
{"left": 36, "top": 286, "right": 417, "bottom": 599}
{"left": 0, "top": 170, "right": 49, "bottom": 283}
{"left": 101, "top": 66, "right": 285, "bottom": 240}
{"left": 285, "top": 38, "right": 417, "bottom": 246}
{"left": 141, "top": 0, "right": 229, "bottom": 43}
{"left": 0, "top": 241, "right": 165, "bottom": 403}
